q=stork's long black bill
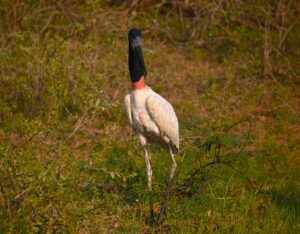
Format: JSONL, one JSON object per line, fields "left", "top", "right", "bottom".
{"left": 128, "top": 28, "right": 147, "bottom": 83}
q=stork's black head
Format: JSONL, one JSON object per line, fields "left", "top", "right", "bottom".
{"left": 128, "top": 28, "right": 147, "bottom": 83}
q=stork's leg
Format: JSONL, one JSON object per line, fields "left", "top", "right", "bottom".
{"left": 157, "top": 145, "right": 177, "bottom": 225}
{"left": 143, "top": 146, "right": 155, "bottom": 222}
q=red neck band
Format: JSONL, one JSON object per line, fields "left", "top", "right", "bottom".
{"left": 132, "top": 76, "right": 146, "bottom": 90}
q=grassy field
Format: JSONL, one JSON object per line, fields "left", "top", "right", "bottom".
{"left": 0, "top": 1, "right": 299, "bottom": 233}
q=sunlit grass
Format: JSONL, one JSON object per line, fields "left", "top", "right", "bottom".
{"left": 0, "top": 1, "right": 299, "bottom": 233}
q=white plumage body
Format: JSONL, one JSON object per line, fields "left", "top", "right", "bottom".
{"left": 124, "top": 86, "right": 179, "bottom": 154}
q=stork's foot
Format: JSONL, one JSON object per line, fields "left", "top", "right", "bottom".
{"left": 157, "top": 176, "right": 172, "bottom": 225}
{"left": 145, "top": 213, "right": 156, "bottom": 226}
{"left": 148, "top": 191, "right": 155, "bottom": 226}
{"left": 156, "top": 204, "right": 167, "bottom": 226}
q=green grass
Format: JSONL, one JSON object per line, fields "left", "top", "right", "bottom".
{"left": 0, "top": 1, "right": 300, "bottom": 233}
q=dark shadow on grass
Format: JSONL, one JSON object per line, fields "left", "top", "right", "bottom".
{"left": 258, "top": 188, "right": 300, "bottom": 219}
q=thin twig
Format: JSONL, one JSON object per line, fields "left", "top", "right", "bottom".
{"left": 17, "top": 128, "right": 43, "bottom": 149}
{"left": 64, "top": 106, "right": 91, "bottom": 142}
{"left": 14, "top": 187, "right": 32, "bottom": 200}
{"left": 277, "top": 14, "right": 300, "bottom": 51}
{"left": 40, "top": 10, "right": 58, "bottom": 37}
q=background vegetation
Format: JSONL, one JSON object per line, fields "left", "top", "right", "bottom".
{"left": 0, "top": 0, "right": 299, "bottom": 233}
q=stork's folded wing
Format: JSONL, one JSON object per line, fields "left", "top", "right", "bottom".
{"left": 146, "top": 95, "right": 179, "bottom": 153}
{"left": 124, "top": 94, "right": 133, "bottom": 126}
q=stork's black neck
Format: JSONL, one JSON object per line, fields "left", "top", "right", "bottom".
{"left": 128, "top": 28, "right": 147, "bottom": 83}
